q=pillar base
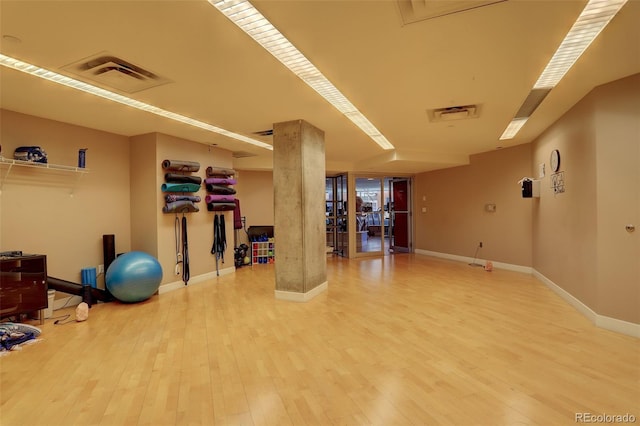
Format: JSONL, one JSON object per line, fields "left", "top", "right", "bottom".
{"left": 274, "top": 281, "right": 328, "bottom": 302}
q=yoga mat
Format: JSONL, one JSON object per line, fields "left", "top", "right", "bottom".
{"left": 207, "top": 202, "right": 236, "bottom": 211}
{"left": 206, "top": 166, "right": 236, "bottom": 177}
{"left": 165, "top": 195, "right": 201, "bottom": 203}
{"left": 161, "top": 183, "right": 201, "bottom": 193}
{"left": 234, "top": 199, "right": 242, "bottom": 229}
{"left": 162, "top": 159, "right": 200, "bottom": 172}
{"left": 164, "top": 173, "right": 202, "bottom": 185}
{"left": 163, "top": 200, "right": 200, "bottom": 213}
{"left": 205, "top": 184, "right": 236, "bottom": 195}
{"left": 204, "top": 177, "right": 237, "bottom": 185}
{"left": 205, "top": 194, "right": 236, "bottom": 203}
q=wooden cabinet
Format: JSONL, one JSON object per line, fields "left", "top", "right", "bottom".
{"left": 0, "top": 254, "right": 47, "bottom": 323}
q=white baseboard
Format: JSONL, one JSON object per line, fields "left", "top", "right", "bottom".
{"left": 415, "top": 249, "right": 532, "bottom": 274}
{"left": 158, "top": 266, "right": 236, "bottom": 295}
{"left": 414, "top": 249, "right": 638, "bottom": 338}
{"left": 275, "top": 281, "right": 328, "bottom": 302}
{"left": 533, "top": 270, "right": 640, "bottom": 338}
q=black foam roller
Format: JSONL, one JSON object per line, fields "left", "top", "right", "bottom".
{"left": 103, "top": 234, "right": 115, "bottom": 272}
{"left": 82, "top": 284, "right": 92, "bottom": 308}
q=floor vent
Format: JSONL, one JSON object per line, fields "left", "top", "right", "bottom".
{"left": 61, "top": 52, "right": 171, "bottom": 93}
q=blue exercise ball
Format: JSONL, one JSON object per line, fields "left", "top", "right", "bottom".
{"left": 105, "top": 251, "right": 163, "bottom": 303}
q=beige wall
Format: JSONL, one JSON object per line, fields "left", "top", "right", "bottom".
{"left": 0, "top": 110, "right": 237, "bottom": 289}
{"left": 593, "top": 74, "right": 640, "bottom": 322}
{"left": 414, "top": 75, "right": 639, "bottom": 324}
{"left": 155, "top": 133, "right": 234, "bottom": 284}
{"left": 532, "top": 84, "right": 599, "bottom": 309}
{"left": 130, "top": 133, "right": 158, "bottom": 257}
{"left": 234, "top": 170, "right": 274, "bottom": 246}
{"left": 534, "top": 74, "right": 639, "bottom": 323}
{"left": 414, "top": 143, "right": 533, "bottom": 267}
{"left": 0, "top": 109, "right": 131, "bottom": 285}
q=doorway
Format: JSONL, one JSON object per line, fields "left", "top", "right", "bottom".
{"left": 388, "top": 178, "right": 411, "bottom": 253}
{"left": 355, "top": 177, "right": 383, "bottom": 255}
{"left": 325, "top": 175, "right": 348, "bottom": 257}
{"left": 354, "top": 176, "right": 412, "bottom": 255}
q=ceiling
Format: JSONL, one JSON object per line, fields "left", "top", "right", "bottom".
{"left": 1, "top": 0, "right": 638, "bottom": 175}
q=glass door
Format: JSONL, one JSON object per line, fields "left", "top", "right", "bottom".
{"left": 326, "top": 175, "right": 348, "bottom": 256}
{"left": 355, "top": 177, "right": 383, "bottom": 255}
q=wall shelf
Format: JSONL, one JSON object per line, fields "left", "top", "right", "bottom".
{"left": 0, "top": 156, "right": 89, "bottom": 191}
{"left": 1, "top": 157, "right": 89, "bottom": 173}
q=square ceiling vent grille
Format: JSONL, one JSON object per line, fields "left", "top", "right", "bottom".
{"left": 396, "top": 0, "right": 506, "bottom": 25}
{"left": 427, "top": 105, "right": 479, "bottom": 122}
{"left": 61, "top": 52, "right": 171, "bottom": 93}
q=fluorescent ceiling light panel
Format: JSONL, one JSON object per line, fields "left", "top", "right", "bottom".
{"left": 534, "top": 0, "right": 628, "bottom": 89}
{"left": 500, "top": 0, "right": 627, "bottom": 139}
{"left": 0, "top": 53, "right": 273, "bottom": 151}
{"left": 209, "top": 0, "right": 395, "bottom": 150}
{"left": 499, "top": 118, "right": 528, "bottom": 140}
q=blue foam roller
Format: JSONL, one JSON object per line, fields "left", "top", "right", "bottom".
{"left": 81, "top": 267, "right": 97, "bottom": 288}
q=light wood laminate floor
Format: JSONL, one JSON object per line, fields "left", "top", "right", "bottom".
{"left": 1, "top": 254, "right": 638, "bottom": 425}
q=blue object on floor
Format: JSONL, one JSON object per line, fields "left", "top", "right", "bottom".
{"left": 81, "top": 267, "right": 97, "bottom": 288}
{"left": 105, "top": 251, "right": 163, "bottom": 303}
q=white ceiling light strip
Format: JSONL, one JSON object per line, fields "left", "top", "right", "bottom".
{"left": 0, "top": 53, "right": 273, "bottom": 150}
{"left": 499, "top": 118, "right": 528, "bottom": 140}
{"left": 500, "top": 0, "right": 627, "bottom": 139}
{"left": 534, "top": 0, "right": 627, "bottom": 89}
{"left": 209, "top": 0, "right": 395, "bottom": 150}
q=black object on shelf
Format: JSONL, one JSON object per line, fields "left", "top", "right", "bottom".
{"left": 247, "top": 226, "right": 274, "bottom": 241}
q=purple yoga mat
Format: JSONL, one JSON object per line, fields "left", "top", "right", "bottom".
{"left": 205, "top": 194, "right": 236, "bottom": 204}
{"left": 204, "top": 177, "right": 237, "bottom": 185}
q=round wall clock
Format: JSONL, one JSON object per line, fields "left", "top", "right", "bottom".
{"left": 550, "top": 149, "right": 561, "bottom": 172}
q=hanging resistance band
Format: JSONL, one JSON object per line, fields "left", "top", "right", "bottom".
{"left": 211, "top": 214, "right": 227, "bottom": 276}
{"left": 174, "top": 216, "right": 182, "bottom": 276}
{"left": 182, "top": 215, "right": 190, "bottom": 285}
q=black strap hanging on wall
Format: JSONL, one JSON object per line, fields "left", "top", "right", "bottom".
{"left": 211, "top": 214, "right": 227, "bottom": 276}
{"left": 174, "top": 216, "right": 182, "bottom": 276}
{"left": 219, "top": 214, "right": 226, "bottom": 261}
{"left": 182, "top": 215, "right": 190, "bottom": 285}
{"left": 212, "top": 214, "right": 220, "bottom": 276}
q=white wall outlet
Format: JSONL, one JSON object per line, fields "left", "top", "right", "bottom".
{"left": 539, "top": 163, "right": 546, "bottom": 178}
{"left": 97, "top": 264, "right": 104, "bottom": 275}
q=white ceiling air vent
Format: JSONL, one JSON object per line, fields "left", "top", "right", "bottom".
{"left": 428, "top": 105, "right": 479, "bottom": 122}
{"left": 61, "top": 52, "right": 171, "bottom": 93}
{"left": 396, "top": 0, "right": 506, "bottom": 25}
{"left": 232, "top": 151, "right": 258, "bottom": 159}
{"left": 253, "top": 129, "right": 274, "bottom": 137}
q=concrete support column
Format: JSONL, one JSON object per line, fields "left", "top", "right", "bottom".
{"left": 273, "top": 120, "right": 328, "bottom": 301}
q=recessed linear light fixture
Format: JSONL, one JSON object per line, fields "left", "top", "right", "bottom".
{"left": 209, "top": 0, "right": 395, "bottom": 151}
{"left": 500, "top": 0, "right": 628, "bottom": 140}
{"left": 0, "top": 53, "right": 273, "bottom": 151}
